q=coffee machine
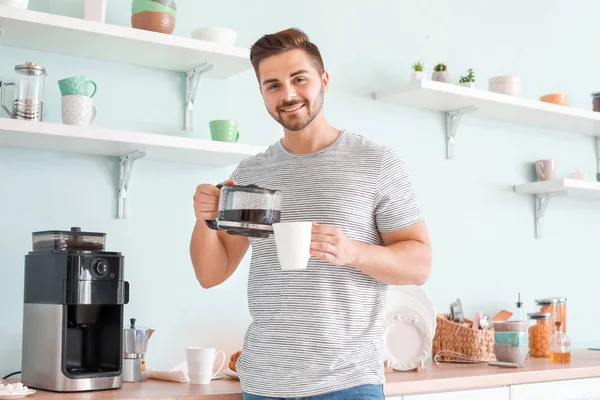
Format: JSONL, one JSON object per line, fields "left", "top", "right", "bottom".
{"left": 21, "top": 227, "right": 129, "bottom": 392}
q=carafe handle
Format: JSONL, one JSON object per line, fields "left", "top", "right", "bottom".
{"left": 1, "top": 82, "right": 15, "bottom": 118}
{"left": 205, "top": 183, "right": 223, "bottom": 230}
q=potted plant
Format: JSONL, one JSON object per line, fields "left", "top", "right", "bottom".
{"left": 411, "top": 60, "right": 425, "bottom": 82}
{"left": 459, "top": 68, "right": 475, "bottom": 88}
{"left": 432, "top": 63, "right": 450, "bottom": 83}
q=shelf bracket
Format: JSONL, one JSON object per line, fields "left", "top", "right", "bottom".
{"left": 596, "top": 136, "right": 600, "bottom": 181}
{"left": 185, "top": 63, "right": 214, "bottom": 132}
{"left": 533, "top": 192, "right": 566, "bottom": 239}
{"left": 118, "top": 150, "right": 146, "bottom": 220}
{"left": 446, "top": 106, "right": 477, "bottom": 159}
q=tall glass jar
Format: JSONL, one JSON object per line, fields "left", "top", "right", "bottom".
{"left": 556, "top": 297, "right": 567, "bottom": 334}
{"left": 528, "top": 312, "right": 553, "bottom": 358}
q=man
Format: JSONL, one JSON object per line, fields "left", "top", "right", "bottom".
{"left": 190, "top": 28, "right": 431, "bottom": 400}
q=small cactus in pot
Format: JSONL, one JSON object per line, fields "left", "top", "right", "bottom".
{"left": 432, "top": 62, "right": 450, "bottom": 83}
{"left": 411, "top": 60, "right": 426, "bottom": 82}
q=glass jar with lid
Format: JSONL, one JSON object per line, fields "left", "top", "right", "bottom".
{"left": 556, "top": 297, "right": 567, "bottom": 334}
{"left": 528, "top": 312, "right": 553, "bottom": 358}
{"left": 535, "top": 298, "right": 558, "bottom": 328}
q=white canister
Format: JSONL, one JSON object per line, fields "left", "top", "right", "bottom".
{"left": 0, "top": 0, "right": 29, "bottom": 9}
{"left": 84, "top": 0, "right": 107, "bottom": 23}
{"left": 489, "top": 75, "right": 521, "bottom": 96}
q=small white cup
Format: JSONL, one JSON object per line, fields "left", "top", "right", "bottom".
{"left": 185, "top": 347, "right": 225, "bottom": 385}
{"left": 272, "top": 221, "right": 312, "bottom": 271}
{"left": 61, "top": 95, "right": 97, "bottom": 127}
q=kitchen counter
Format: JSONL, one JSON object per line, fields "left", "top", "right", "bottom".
{"left": 4, "top": 350, "right": 600, "bottom": 399}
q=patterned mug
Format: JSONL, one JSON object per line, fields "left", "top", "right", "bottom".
{"left": 62, "top": 95, "right": 97, "bottom": 126}
{"left": 58, "top": 76, "right": 97, "bottom": 98}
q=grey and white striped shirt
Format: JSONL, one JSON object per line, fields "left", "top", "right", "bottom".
{"left": 231, "top": 130, "right": 423, "bottom": 397}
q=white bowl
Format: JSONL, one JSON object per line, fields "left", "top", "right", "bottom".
{"left": 191, "top": 27, "right": 237, "bottom": 46}
{"left": 0, "top": 0, "right": 29, "bottom": 8}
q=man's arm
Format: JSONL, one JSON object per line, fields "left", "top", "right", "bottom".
{"left": 190, "top": 221, "right": 250, "bottom": 289}
{"left": 310, "top": 221, "right": 431, "bottom": 285}
{"left": 190, "top": 180, "right": 250, "bottom": 289}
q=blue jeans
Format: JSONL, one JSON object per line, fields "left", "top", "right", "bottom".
{"left": 242, "top": 384, "right": 384, "bottom": 400}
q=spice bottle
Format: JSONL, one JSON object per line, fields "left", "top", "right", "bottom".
{"left": 549, "top": 321, "right": 571, "bottom": 363}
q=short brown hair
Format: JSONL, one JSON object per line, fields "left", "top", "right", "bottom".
{"left": 250, "top": 28, "right": 325, "bottom": 79}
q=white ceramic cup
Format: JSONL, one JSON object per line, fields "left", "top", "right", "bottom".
{"left": 61, "top": 95, "right": 97, "bottom": 126}
{"left": 535, "top": 159, "right": 556, "bottom": 181}
{"left": 272, "top": 221, "right": 312, "bottom": 271}
{"left": 185, "top": 347, "right": 225, "bottom": 385}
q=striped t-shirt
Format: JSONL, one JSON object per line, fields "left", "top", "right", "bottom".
{"left": 231, "top": 130, "right": 423, "bottom": 398}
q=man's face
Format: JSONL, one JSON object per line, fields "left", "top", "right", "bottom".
{"left": 258, "top": 49, "right": 328, "bottom": 131}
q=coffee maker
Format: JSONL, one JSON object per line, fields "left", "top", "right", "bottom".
{"left": 21, "top": 227, "right": 129, "bottom": 392}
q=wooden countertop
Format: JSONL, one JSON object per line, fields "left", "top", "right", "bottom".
{"left": 4, "top": 350, "right": 600, "bottom": 399}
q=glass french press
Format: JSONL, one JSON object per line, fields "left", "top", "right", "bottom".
{"left": 1, "top": 62, "right": 47, "bottom": 121}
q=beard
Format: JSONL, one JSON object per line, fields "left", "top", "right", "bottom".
{"left": 269, "top": 86, "right": 324, "bottom": 131}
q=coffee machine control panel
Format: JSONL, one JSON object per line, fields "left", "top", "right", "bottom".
{"left": 75, "top": 255, "right": 123, "bottom": 282}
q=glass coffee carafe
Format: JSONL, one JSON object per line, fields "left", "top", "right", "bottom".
{"left": 1, "top": 62, "right": 47, "bottom": 121}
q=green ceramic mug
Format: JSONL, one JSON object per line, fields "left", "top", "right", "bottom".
{"left": 58, "top": 76, "right": 97, "bottom": 98}
{"left": 209, "top": 120, "right": 239, "bottom": 143}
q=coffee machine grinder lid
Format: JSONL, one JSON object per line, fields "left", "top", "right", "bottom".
{"left": 31, "top": 226, "right": 107, "bottom": 252}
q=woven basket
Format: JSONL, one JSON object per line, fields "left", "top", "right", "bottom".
{"left": 432, "top": 313, "right": 496, "bottom": 362}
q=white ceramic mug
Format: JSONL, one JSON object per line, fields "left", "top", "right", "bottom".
{"left": 272, "top": 221, "right": 312, "bottom": 271}
{"left": 535, "top": 159, "right": 556, "bottom": 181}
{"left": 185, "top": 347, "right": 225, "bottom": 385}
{"left": 61, "top": 95, "right": 97, "bottom": 126}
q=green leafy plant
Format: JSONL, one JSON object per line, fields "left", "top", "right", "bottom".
{"left": 459, "top": 68, "right": 475, "bottom": 83}
{"left": 433, "top": 63, "right": 447, "bottom": 72}
{"left": 411, "top": 61, "right": 424, "bottom": 72}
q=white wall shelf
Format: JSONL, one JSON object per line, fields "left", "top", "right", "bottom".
{"left": 374, "top": 79, "right": 600, "bottom": 159}
{"left": 0, "top": 5, "right": 252, "bottom": 131}
{"left": 514, "top": 179, "right": 600, "bottom": 238}
{"left": 0, "top": 118, "right": 265, "bottom": 218}
{"left": 0, "top": 6, "right": 250, "bottom": 75}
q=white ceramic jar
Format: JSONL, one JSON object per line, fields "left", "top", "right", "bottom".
{"left": 489, "top": 75, "right": 521, "bottom": 96}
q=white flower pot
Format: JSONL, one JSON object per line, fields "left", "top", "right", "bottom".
{"left": 411, "top": 71, "right": 426, "bottom": 82}
{"left": 489, "top": 75, "right": 521, "bottom": 96}
{"left": 460, "top": 82, "right": 475, "bottom": 88}
{"left": 432, "top": 71, "right": 450, "bottom": 83}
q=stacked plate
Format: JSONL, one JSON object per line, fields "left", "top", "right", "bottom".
{"left": 384, "top": 285, "right": 436, "bottom": 371}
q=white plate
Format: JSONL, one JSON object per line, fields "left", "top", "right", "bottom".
{"left": 223, "top": 368, "right": 239, "bottom": 380}
{"left": 395, "top": 285, "right": 436, "bottom": 335}
{"left": 384, "top": 306, "right": 432, "bottom": 371}
{"left": 0, "top": 390, "right": 36, "bottom": 399}
{"left": 387, "top": 286, "right": 434, "bottom": 337}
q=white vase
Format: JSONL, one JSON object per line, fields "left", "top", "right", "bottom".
{"left": 84, "top": 0, "right": 107, "bottom": 23}
{"left": 411, "top": 71, "right": 426, "bottom": 82}
{"left": 432, "top": 71, "right": 450, "bottom": 83}
{"left": 459, "top": 82, "right": 475, "bottom": 88}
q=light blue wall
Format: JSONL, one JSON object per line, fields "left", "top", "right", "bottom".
{"left": 1, "top": 0, "right": 599, "bottom": 375}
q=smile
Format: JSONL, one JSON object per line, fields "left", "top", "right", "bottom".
{"left": 280, "top": 103, "right": 305, "bottom": 113}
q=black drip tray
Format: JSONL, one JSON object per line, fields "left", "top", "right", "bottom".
{"left": 226, "top": 228, "right": 272, "bottom": 238}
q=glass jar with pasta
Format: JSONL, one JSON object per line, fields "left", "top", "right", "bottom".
{"left": 556, "top": 297, "right": 567, "bottom": 334}
{"left": 528, "top": 312, "right": 553, "bottom": 358}
{"left": 535, "top": 298, "right": 558, "bottom": 327}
